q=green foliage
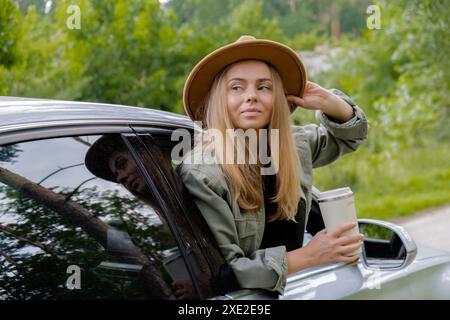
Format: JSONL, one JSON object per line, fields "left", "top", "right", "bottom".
{"left": 362, "top": 224, "right": 393, "bottom": 240}
{"left": 71, "top": 0, "right": 185, "bottom": 110}
{"left": 0, "top": 0, "right": 22, "bottom": 68}
{"left": 261, "top": 0, "right": 368, "bottom": 37}
{"left": 3, "top": 0, "right": 371, "bottom": 109}
{"left": 318, "top": 0, "right": 450, "bottom": 156}
{"left": 0, "top": 0, "right": 24, "bottom": 94}
{"left": 2, "top": 0, "right": 449, "bottom": 218}
{"left": 286, "top": 29, "right": 329, "bottom": 51}
{"left": 220, "top": 0, "right": 284, "bottom": 41}
{"left": 2, "top": 1, "right": 88, "bottom": 99}
{"left": 273, "top": 1, "right": 316, "bottom": 36}
{"left": 0, "top": 145, "right": 21, "bottom": 164}
{"left": 314, "top": 142, "right": 450, "bottom": 220}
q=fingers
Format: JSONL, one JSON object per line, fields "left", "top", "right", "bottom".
{"left": 329, "top": 223, "right": 358, "bottom": 238}
{"left": 175, "top": 288, "right": 185, "bottom": 297}
{"left": 336, "top": 233, "right": 364, "bottom": 246}
{"left": 287, "top": 95, "right": 304, "bottom": 106}
{"left": 172, "top": 279, "right": 189, "bottom": 287}
{"left": 338, "top": 253, "right": 360, "bottom": 264}
{"left": 173, "top": 279, "right": 196, "bottom": 300}
{"left": 338, "top": 241, "right": 363, "bottom": 255}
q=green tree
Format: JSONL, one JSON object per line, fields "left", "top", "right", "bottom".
{"left": 4, "top": 0, "right": 372, "bottom": 115}
{"left": 56, "top": 0, "right": 194, "bottom": 112}
{"left": 203, "top": 0, "right": 285, "bottom": 44}
{"left": 0, "top": 0, "right": 24, "bottom": 94}
{"left": 262, "top": 0, "right": 368, "bottom": 39}
{"left": 318, "top": 0, "right": 450, "bottom": 156}
{"left": 3, "top": 1, "right": 87, "bottom": 99}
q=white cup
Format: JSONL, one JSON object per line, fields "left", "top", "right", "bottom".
{"left": 318, "top": 187, "right": 362, "bottom": 256}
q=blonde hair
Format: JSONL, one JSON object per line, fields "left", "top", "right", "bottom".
{"left": 200, "top": 61, "right": 303, "bottom": 221}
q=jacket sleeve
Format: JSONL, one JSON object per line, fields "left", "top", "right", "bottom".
{"left": 301, "top": 88, "right": 368, "bottom": 168}
{"left": 180, "top": 164, "right": 288, "bottom": 294}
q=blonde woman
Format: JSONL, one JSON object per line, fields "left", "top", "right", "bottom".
{"left": 179, "top": 36, "right": 368, "bottom": 294}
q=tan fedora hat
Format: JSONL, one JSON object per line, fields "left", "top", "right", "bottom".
{"left": 183, "top": 35, "right": 307, "bottom": 121}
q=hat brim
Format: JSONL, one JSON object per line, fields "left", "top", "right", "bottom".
{"left": 85, "top": 134, "right": 126, "bottom": 183}
{"left": 183, "top": 39, "right": 307, "bottom": 121}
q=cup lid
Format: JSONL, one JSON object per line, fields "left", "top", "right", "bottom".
{"left": 317, "top": 187, "right": 353, "bottom": 203}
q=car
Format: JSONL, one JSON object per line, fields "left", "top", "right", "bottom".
{"left": 1, "top": 96, "right": 449, "bottom": 300}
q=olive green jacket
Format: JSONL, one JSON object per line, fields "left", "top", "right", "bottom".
{"left": 179, "top": 89, "right": 368, "bottom": 294}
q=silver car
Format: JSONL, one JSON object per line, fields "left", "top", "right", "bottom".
{"left": 1, "top": 97, "right": 449, "bottom": 300}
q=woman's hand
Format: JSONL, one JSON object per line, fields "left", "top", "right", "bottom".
{"left": 287, "top": 81, "right": 355, "bottom": 123}
{"left": 304, "top": 223, "right": 364, "bottom": 265}
{"left": 173, "top": 279, "right": 196, "bottom": 300}
{"left": 287, "top": 81, "right": 333, "bottom": 111}
{"left": 286, "top": 223, "right": 363, "bottom": 275}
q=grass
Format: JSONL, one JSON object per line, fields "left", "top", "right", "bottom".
{"left": 312, "top": 142, "right": 450, "bottom": 220}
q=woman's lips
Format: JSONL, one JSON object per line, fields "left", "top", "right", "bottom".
{"left": 241, "top": 109, "right": 261, "bottom": 117}
{"left": 132, "top": 178, "right": 141, "bottom": 191}
{"left": 126, "top": 177, "right": 137, "bottom": 190}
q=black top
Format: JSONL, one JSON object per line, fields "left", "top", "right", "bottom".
{"left": 259, "top": 174, "right": 305, "bottom": 251}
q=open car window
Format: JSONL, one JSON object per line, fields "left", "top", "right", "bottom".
{"left": 0, "top": 135, "right": 193, "bottom": 299}
{"left": 124, "top": 133, "right": 240, "bottom": 298}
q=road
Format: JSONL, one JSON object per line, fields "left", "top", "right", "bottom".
{"left": 392, "top": 206, "right": 450, "bottom": 253}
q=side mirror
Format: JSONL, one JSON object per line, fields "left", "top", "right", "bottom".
{"left": 358, "top": 218, "right": 417, "bottom": 270}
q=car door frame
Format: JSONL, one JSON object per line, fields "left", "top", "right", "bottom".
{"left": 119, "top": 131, "right": 206, "bottom": 297}
{"left": 126, "top": 126, "right": 247, "bottom": 298}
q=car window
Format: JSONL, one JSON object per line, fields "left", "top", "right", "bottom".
{"left": 0, "top": 135, "right": 192, "bottom": 299}
{"left": 124, "top": 133, "right": 241, "bottom": 298}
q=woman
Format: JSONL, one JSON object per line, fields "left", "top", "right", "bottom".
{"left": 179, "top": 35, "right": 368, "bottom": 294}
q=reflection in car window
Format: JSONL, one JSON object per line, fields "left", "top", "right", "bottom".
{"left": 123, "top": 134, "right": 238, "bottom": 299}
{"left": 0, "top": 135, "right": 187, "bottom": 299}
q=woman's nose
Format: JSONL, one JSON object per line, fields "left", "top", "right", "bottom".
{"left": 246, "top": 88, "right": 258, "bottom": 103}
{"left": 116, "top": 170, "right": 128, "bottom": 184}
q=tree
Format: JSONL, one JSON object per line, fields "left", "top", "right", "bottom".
{"left": 0, "top": 0, "right": 23, "bottom": 94}
{"left": 317, "top": 0, "right": 450, "bottom": 156}
{"left": 0, "top": 166, "right": 175, "bottom": 299}
{"left": 3, "top": 0, "right": 87, "bottom": 99}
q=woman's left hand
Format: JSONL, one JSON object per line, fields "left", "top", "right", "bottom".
{"left": 173, "top": 279, "right": 196, "bottom": 300}
{"left": 286, "top": 81, "right": 334, "bottom": 111}
{"left": 287, "top": 81, "right": 355, "bottom": 123}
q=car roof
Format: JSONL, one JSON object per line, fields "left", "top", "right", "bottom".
{"left": 0, "top": 96, "right": 194, "bottom": 129}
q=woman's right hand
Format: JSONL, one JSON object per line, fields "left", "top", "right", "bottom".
{"left": 303, "top": 223, "right": 364, "bottom": 265}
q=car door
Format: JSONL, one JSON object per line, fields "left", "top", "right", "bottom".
{"left": 123, "top": 130, "right": 246, "bottom": 299}
{"left": 0, "top": 131, "right": 223, "bottom": 299}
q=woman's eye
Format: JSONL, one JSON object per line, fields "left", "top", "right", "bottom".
{"left": 259, "top": 86, "right": 271, "bottom": 91}
{"left": 231, "top": 86, "right": 242, "bottom": 91}
{"left": 116, "top": 158, "right": 127, "bottom": 170}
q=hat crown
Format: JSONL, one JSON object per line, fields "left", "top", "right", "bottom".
{"left": 236, "top": 35, "right": 256, "bottom": 42}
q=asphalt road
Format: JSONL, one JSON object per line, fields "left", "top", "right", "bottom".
{"left": 392, "top": 206, "right": 450, "bottom": 253}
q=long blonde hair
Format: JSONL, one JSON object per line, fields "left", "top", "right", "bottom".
{"left": 198, "top": 61, "right": 303, "bottom": 221}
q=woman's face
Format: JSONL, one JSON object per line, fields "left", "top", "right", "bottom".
{"left": 108, "top": 151, "right": 146, "bottom": 194}
{"left": 225, "top": 60, "right": 274, "bottom": 130}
